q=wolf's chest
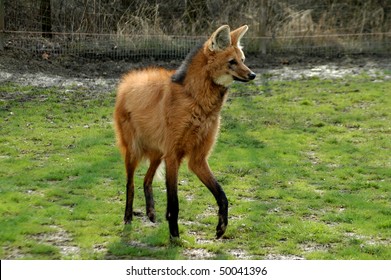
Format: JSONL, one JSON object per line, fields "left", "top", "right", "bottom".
{"left": 183, "top": 110, "right": 220, "bottom": 144}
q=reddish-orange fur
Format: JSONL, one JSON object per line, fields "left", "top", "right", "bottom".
{"left": 114, "top": 25, "right": 255, "bottom": 239}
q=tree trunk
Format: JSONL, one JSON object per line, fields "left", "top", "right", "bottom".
{"left": 40, "top": 0, "right": 52, "bottom": 38}
{"left": 0, "top": 0, "right": 4, "bottom": 50}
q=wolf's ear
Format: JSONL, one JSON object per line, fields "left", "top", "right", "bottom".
{"left": 230, "top": 25, "right": 248, "bottom": 47}
{"left": 208, "top": 25, "right": 231, "bottom": 52}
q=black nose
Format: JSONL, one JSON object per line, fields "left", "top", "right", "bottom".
{"left": 248, "top": 72, "right": 256, "bottom": 80}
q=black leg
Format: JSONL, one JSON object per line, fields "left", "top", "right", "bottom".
{"left": 165, "top": 157, "right": 180, "bottom": 238}
{"left": 143, "top": 158, "right": 161, "bottom": 223}
{"left": 188, "top": 158, "right": 228, "bottom": 238}
{"left": 124, "top": 151, "right": 138, "bottom": 224}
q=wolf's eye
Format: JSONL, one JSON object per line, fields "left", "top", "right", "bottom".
{"left": 228, "top": 59, "right": 238, "bottom": 65}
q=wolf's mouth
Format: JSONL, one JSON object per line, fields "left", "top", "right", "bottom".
{"left": 233, "top": 71, "right": 256, "bottom": 82}
{"left": 233, "top": 76, "right": 251, "bottom": 82}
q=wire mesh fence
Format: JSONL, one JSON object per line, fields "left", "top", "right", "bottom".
{"left": 1, "top": 0, "right": 391, "bottom": 60}
{"left": 4, "top": 32, "right": 208, "bottom": 60}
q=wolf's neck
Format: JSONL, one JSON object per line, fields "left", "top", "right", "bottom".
{"left": 171, "top": 41, "right": 205, "bottom": 85}
{"left": 187, "top": 54, "right": 227, "bottom": 111}
{"left": 172, "top": 44, "right": 227, "bottom": 112}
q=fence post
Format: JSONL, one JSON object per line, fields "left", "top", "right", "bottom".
{"left": 0, "top": 0, "right": 4, "bottom": 51}
{"left": 258, "top": 0, "right": 267, "bottom": 54}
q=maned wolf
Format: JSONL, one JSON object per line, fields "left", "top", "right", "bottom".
{"left": 114, "top": 25, "right": 255, "bottom": 239}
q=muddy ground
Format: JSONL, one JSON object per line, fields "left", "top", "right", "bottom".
{"left": 1, "top": 49, "right": 390, "bottom": 91}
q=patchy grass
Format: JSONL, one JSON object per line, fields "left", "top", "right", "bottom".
{"left": 0, "top": 74, "right": 390, "bottom": 260}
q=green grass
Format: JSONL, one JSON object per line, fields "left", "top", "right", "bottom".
{"left": 0, "top": 74, "right": 390, "bottom": 260}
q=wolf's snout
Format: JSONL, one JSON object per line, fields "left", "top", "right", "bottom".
{"left": 248, "top": 72, "right": 256, "bottom": 80}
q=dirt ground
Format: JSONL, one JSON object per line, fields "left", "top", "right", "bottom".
{"left": 1, "top": 49, "right": 390, "bottom": 91}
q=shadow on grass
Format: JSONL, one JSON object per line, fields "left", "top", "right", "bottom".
{"left": 105, "top": 223, "right": 185, "bottom": 260}
{"left": 104, "top": 217, "right": 237, "bottom": 260}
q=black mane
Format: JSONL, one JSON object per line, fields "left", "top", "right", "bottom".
{"left": 171, "top": 40, "right": 205, "bottom": 84}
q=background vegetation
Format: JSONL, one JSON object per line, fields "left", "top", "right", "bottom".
{"left": 5, "top": 0, "right": 391, "bottom": 36}
{"left": 2, "top": 0, "right": 391, "bottom": 57}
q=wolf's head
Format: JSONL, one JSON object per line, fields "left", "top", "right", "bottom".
{"left": 205, "top": 25, "right": 256, "bottom": 87}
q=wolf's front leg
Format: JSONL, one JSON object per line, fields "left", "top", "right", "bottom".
{"left": 188, "top": 158, "right": 228, "bottom": 238}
